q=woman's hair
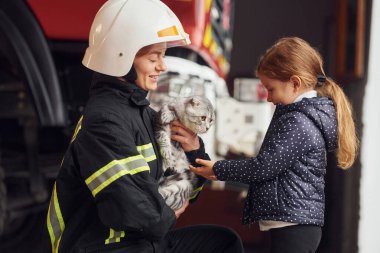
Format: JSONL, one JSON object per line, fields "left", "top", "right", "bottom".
{"left": 256, "top": 37, "right": 358, "bottom": 169}
{"left": 123, "top": 45, "right": 153, "bottom": 82}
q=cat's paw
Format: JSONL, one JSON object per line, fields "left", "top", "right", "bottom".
{"left": 160, "top": 148, "right": 172, "bottom": 161}
{"left": 163, "top": 168, "right": 176, "bottom": 177}
{"left": 160, "top": 110, "right": 176, "bottom": 124}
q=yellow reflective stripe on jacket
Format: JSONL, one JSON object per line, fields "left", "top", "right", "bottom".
{"left": 105, "top": 229, "right": 125, "bottom": 244}
{"left": 85, "top": 155, "right": 150, "bottom": 197}
{"left": 190, "top": 185, "right": 204, "bottom": 200}
{"left": 47, "top": 183, "right": 65, "bottom": 253}
{"left": 70, "top": 115, "right": 83, "bottom": 143}
{"left": 136, "top": 143, "right": 156, "bottom": 162}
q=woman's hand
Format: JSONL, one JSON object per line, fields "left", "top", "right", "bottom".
{"left": 174, "top": 199, "right": 189, "bottom": 219}
{"left": 189, "top": 159, "right": 217, "bottom": 181}
{"left": 170, "top": 120, "right": 200, "bottom": 152}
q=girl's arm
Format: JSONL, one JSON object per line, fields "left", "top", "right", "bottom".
{"left": 193, "top": 113, "right": 314, "bottom": 184}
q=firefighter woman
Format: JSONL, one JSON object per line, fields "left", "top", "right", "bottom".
{"left": 42, "top": 0, "right": 244, "bottom": 252}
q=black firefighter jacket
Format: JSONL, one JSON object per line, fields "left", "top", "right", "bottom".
{"left": 214, "top": 96, "right": 338, "bottom": 226}
{"left": 42, "top": 73, "right": 208, "bottom": 253}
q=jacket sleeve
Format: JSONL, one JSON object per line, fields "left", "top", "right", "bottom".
{"left": 185, "top": 137, "right": 209, "bottom": 202}
{"left": 73, "top": 112, "right": 175, "bottom": 241}
{"left": 214, "top": 113, "right": 314, "bottom": 184}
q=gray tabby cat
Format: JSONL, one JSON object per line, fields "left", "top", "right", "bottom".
{"left": 155, "top": 95, "right": 215, "bottom": 210}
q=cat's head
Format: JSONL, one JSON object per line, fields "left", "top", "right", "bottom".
{"left": 178, "top": 96, "right": 215, "bottom": 134}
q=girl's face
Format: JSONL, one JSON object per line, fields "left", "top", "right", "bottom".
{"left": 133, "top": 43, "right": 167, "bottom": 91}
{"left": 258, "top": 74, "right": 298, "bottom": 105}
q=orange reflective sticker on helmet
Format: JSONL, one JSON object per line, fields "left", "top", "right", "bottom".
{"left": 157, "top": 26, "right": 179, "bottom": 37}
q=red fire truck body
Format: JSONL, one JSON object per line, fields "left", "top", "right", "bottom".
{"left": 27, "top": 0, "right": 232, "bottom": 78}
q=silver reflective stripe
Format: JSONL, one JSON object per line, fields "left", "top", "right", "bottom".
{"left": 47, "top": 183, "right": 65, "bottom": 253}
{"left": 105, "top": 229, "right": 125, "bottom": 244}
{"left": 85, "top": 154, "right": 150, "bottom": 197}
{"left": 137, "top": 143, "right": 156, "bottom": 162}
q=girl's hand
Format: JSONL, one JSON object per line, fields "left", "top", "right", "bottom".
{"left": 174, "top": 199, "right": 189, "bottom": 219}
{"left": 189, "top": 159, "right": 217, "bottom": 181}
{"left": 170, "top": 120, "right": 200, "bottom": 152}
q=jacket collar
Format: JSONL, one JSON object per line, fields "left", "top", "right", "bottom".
{"left": 90, "top": 73, "right": 150, "bottom": 107}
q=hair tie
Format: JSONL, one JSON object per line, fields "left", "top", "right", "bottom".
{"left": 317, "top": 74, "right": 326, "bottom": 86}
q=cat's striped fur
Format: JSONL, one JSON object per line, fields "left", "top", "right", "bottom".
{"left": 155, "top": 96, "right": 215, "bottom": 210}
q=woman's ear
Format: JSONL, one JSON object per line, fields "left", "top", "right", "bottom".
{"left": 290, "top": 75, "right": 302, "bottom": 92}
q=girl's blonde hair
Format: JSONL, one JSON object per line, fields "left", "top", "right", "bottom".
{"left": 256, "top": 37, "right": 358, "bottom": 169}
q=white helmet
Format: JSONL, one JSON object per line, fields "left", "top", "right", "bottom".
{"left": 82, "top": 0, "right": 191, "bottom": 76}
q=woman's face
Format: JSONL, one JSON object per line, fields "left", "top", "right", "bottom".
{"left": 133, "top": 43, "right": 167, "bottom": 91}
{"left": 258, "top": 74, "right": 297, "bottom": 105}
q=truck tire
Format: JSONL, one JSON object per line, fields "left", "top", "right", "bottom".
{"left": 0, "top": 163, "right": 6, "bottom": 236}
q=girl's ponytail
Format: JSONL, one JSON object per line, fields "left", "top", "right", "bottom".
{"left": 316, "top": 79, "right": 358, "bottom": 169}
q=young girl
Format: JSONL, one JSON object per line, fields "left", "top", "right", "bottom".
{"left": 189, "top": 37, "right": 358, "bottom": 253}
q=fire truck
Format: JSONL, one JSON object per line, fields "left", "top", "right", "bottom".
{"left": 0, "top": 0, "right": 271, "bottom": 246}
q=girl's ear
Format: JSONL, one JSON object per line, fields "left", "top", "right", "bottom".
{"left": 290, "top": 75, "right": 302, "bottom": 92}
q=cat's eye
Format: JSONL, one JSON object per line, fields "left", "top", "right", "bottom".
{"left": 201, "top": 116, "right": 207, "bottom": 121}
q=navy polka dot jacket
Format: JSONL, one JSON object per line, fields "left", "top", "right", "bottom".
{"left": 214, "top": 96, "right": 338, "bottom": 226}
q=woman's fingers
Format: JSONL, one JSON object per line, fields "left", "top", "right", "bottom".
{"left": 174, "top": 199, "right": 190, "bottom": 219}
{"left": 171, "top": 120, "right": 194, "bottom": 135}
{"left": 170, "top": 120, "right": 200, "bottom": 151}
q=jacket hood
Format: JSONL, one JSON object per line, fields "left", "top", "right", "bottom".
{"left": 278, "top": 96, "right": 338, "bottom": 152}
